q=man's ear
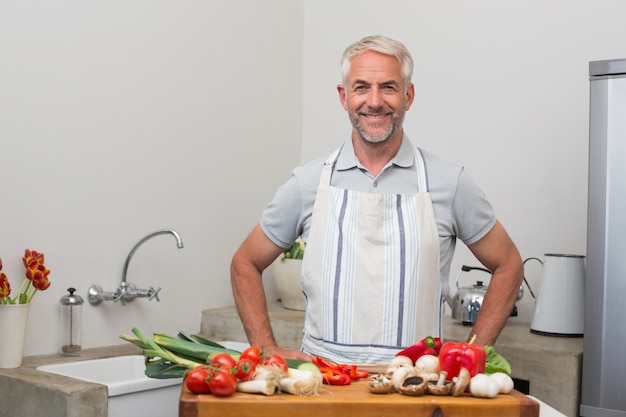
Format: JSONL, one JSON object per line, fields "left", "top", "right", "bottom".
{"left": 405, "top": 83, "right": 415, "bottom": 111}
{"left": 337, "top": 84, "right": 348, "bottom": 110}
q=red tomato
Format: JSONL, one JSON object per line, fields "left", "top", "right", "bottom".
{"left": 208, "top": 369, "right": 237, "bottom": 397}
{"left": 263, "top": 353, "right": 288, "bottom": 373}
{"left": 185, "top": 366, "right": 211, "bottom": 394}
{"left": 240, "top": 346, "right": 262, "bottom": 365}
{"left": 235, "top": 357, "right": 257, "bottom": 381}
{"left": 211, "top": 353, "right": 236, "bottom": 370}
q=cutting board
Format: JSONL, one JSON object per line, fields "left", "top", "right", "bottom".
{"left": 179, "top": 381, "right": 539, "bottom": 417}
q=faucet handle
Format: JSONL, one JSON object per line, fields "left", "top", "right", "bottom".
{"left": 113, "top": 289, "right": 123, "bottom": 304}
{"left": 148, "top": 286, "right": 161, "bottom": 302}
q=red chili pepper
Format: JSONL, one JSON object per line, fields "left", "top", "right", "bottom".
{"left": 314, "top": 356, "right": 339, "bottom": 370}
{"left": 343, "top": 364, "right": 369, "bottom": 380}
{"left": 396, "top": 336, "right": 442, "bottom": 364}
{"left": 312, "top": 356, "right": 369, "bottom": 384}
{"left": 438, "top": 340, "right": 486, "bottom": 380}
{"left": 321, "top": 369, "right": 351, "bottom": 385}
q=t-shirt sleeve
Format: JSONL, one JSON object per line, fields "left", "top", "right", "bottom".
{"left": 452, "top": 168, "right": 497, "bottom": 245}
{"left": 259, "top": 161, "right": 321, "bottom": 248}
{"left": 259, "top": 173, "right": 303, "bottom": 249}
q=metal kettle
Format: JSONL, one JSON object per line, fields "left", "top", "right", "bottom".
{"left": 446, "top": 265, "right": 525, "bottom": 326}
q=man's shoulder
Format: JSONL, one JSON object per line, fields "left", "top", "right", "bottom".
{"left": 418, "top": 148, "right": 464, "bottom": 184}
{"left": 291, "top": 151, "right": 335, "bottom": 185}
{"left": 418, "top": 148, "right": 462, "bottom": 170}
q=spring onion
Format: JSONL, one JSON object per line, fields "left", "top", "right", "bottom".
{"left": 237, "top": 380, "right": 276, "bottom": 396}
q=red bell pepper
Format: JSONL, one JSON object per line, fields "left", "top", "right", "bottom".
{"left": 312, "top": 356, "right": 369, "bottom": 385}
{"left": 438, "top": 340, "right": 486, "bottom": 380}
{"left": 321, "top": 369, "right": 351, "bottom": 385}
{"left": 339, "top": 364, "right": 369, "bottom": 380}
{"left": 396, "top": 336, "right": 442, "bottom": 364}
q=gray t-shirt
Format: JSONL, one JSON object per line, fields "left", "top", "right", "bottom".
{"left": 260, "top": 136, "right": 496, "bottom": 297}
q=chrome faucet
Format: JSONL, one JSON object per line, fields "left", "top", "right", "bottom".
{"left": 88, "top": 229, "right": 184, "bottom": 305}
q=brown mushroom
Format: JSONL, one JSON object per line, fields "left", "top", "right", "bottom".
{"left": 367, "top": 373, "right": 394, "bottom": 394}
{"left": 427, "top": 372, "right": 453, "bottom": 396}
{"left": 398, "top": 376, "right": 428, "bottom": 396}
{"left": 452, "top": 367, "right": 471, "bottom": 397}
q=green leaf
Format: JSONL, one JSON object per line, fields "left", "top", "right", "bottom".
{"left": 144, "top": 362, "right": 188, "bottom": 379}
{"left": 282, "top": 238, "right": 305, "bottom": 260}
{"left": 483, "top": 345, "right": 512, "bottom": 375}
{"left": 19, "top": 293, "right": 28, "bottom": 304}
{"left": 119, "top": 333, "right": 151, "bottom": 350}
{"left": 181, "top": 332, "right": 231, "bottom": 349}
{"left": 154, "top": 333, "right": 240, "bottom": 362}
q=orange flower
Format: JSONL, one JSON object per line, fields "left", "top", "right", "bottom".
{"left": 23, "top": 249, "right": 45, "bottom": 269}
{"left": 0, "top": 273, "right": 10, "bottom": 298}
{"left": 26, "top": 265, "right": 51, "bottom": 291}
{"left": 1, "top": 249, "right": 51, "bottom": 304}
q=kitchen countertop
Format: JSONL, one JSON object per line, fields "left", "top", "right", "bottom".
{"left": 0, "top": 344, "right": 142, "bottom": 417}
{"left": 530, "top": 396, "right": 568, "bottom": 417}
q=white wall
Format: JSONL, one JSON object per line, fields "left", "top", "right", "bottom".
{"left": 0, "top": 1, "right": 304, "bottom": 356}
{"left": 301, "top": 1, "right": 626, "bottom": 323}
{"left": 2, "top": 1, "right": 626, "bottom": 357}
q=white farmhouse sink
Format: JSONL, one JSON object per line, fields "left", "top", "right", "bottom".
{"left": 36, "top": 341, "right": 249, "bottom": 417}
{"left": 38, "top": 355, "right": 182, "bottom": 417}
{"left": 37, "top": 355, "right": 181, "bottom": 396}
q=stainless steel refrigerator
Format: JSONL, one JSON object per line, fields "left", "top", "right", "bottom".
{"left": 581, "top": 58, "right": 626, "bottom": 417}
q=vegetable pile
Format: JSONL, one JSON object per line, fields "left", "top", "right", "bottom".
{"left": 367, "top": 335, "right": 514, "bottom": 399}
{"left": 120, "top": 327, "right": 323, "bottom": 398}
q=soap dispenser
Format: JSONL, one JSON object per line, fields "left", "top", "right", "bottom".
{"left": 59, "top": 287, "right": 83, "bottom": 356}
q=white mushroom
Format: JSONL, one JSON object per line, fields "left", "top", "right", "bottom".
{"left": 386, "top": 355, "right": 414, "bottom": 375}
{"left": 415, "top": 354, "right": 440, "bottom": 374}
{"left": 390, "top": 365, "right": 417, "bottom": 391}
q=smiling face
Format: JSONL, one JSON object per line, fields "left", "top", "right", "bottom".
{"left": 338, "top": 50, "right": 415, "bottom": 146}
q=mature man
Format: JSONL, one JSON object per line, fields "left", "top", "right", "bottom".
{"left": 231, "top": 35, "right": 523, "bottom": 364}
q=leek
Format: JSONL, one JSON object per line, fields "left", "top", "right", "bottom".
{"left": 119, "top": 327, "right": 241, "bottom": 379}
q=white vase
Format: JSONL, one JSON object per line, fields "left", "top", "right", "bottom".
{"left": 0, "top": 303, "right": 31, "bottom": 368}
{"left": 271, "top": 258, "right": 306, "bottom": 311}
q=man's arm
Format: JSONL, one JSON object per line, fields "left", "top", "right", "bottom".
{"left": 465, "top": 220, "right": 524, "bottom": 347}
{"left": 230, "top": 224, "right": 312, "bottom": 360}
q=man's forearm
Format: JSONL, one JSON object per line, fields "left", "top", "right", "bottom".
{"left": 231, "top": 263, "right": 278, "bottom": 348}
{"left": 468, "top": 268, "right": 523, "bottom": 346}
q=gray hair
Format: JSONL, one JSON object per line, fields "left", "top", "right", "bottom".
{"left": 340, "top": 35, "right": 414, "bottom": 88}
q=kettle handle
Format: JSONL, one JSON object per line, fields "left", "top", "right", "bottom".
{"left": 522, "top": 257, "right": 543, "bottom": 301}
{"left": 456, "top": 264, "right": 528, "bottom": 302}
{"left": 456, "top": 265, "right": 492, "bottom": 288}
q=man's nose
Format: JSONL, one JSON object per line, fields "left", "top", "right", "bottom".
{"left": 366, "top": 87, "right": 383, "bottom": 107}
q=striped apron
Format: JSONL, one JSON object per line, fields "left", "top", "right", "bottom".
{"left": 300, "top": 147, "right": 441, "bottom": 365}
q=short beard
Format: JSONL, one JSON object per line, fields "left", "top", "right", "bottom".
{"left": 350, "top": 108, "right": 405, "bottom": 145}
